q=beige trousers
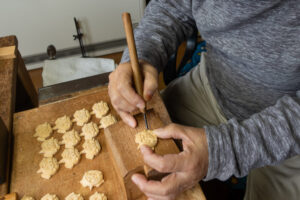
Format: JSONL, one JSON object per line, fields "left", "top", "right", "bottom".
{"left": 161, "top": 53, "right": 227, "bottom": 128}
{"left": 162, "top": 53, "right": 300, "bottom": 200}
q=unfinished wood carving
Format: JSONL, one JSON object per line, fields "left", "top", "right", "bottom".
{"left": 80, "top": 170, "right": 104, "bottom": 190}
{"left": 54, "top": 115, "right": 72, "bottom": 134}
{"left": 34, "top": 122, "right": 53, "bottom": 141}
{"left": 91, "top": 101, "right": 109, "bottom": 119}
{"left": 37, "top": 157, "right": 59, "bottom": 179}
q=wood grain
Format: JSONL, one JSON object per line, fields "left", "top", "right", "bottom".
{"left": 0, "top": 59, "right": 17, "bottom": 130}
{"left": 0, "top": 36, "right": 18, "bottom": 196}
{"left": 122, "top": 13, "right": 144, "bottom": 99}
{"left": 0, "top": 36, "right": 18, "bottom": 48}
{"left": 16, "top": 50, "right": 38, "bottom": 107}
{"left": 28, "top": 68, "right": 43, "bottom": 92}
{"left": 0, "top": 56, "right": 17, "bottom": 196}
{"left": 11, "top": 87, "right": 126, "bottom": 200}
{"left": 0, "top": 34, "right": 38, "bottom": 195}
{"left": 0, "top": 46, "right": 16, "bottom": 60}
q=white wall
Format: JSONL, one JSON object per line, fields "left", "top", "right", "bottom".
{"left": 0, "top": 0, "right": 145, "bottom": 69}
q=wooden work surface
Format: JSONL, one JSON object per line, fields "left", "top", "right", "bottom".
{"left": 11, "top": 87, "right": 205, "bottom": 200}
{"left": 11, "top": 87, "right": 126, "bottom": 199}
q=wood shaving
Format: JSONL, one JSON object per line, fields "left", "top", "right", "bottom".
{"left": 53, "top": 115, "right": 72, "bottom": 134}
{"left": 80, "top": 138, "right": 101, "bottom": 160}
{"left": 37, "top": 157, "right": 59, "bottom": 179}
{"left": 34, "top": 122, "right": 52, "bottom": 141}
{"left": 41, "top": 194, "right": 59, "bottom": 200}
{"left": 80, "top": 122, "right": 99, "bottom": 139}
{"left": 99, "top": 114, "right": 117, "bottom": 129}
{"left": 89, "top": 192, "right": 107, "bottom": 200}
{"left": 91, "top": 101, "right": 109, "bottom": 118}
{"left": 135, "top": 130, "right": 157, "bottom": 150}
{"left": 80, "top": 170, "right": 104, "bottom": 190}
{"left": 60, "top": 129, "right": 81, "bottom": 148}
{"left": 65, "top": 193, "right": 84, "bottom": 200}
{"left": 39, "top": 137, "right": 60, "bottom": 157}
{"left": 73, "top": 108, "right": 91, "bottom": 126}
{"left": 59, "top": 148, "right": 81, "bottom": 169}
{"left": 21, "top": 195, "right": 35, "bottom": 200}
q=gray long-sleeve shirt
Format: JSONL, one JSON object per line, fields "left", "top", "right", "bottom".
{"left": 121, "top": 0, "right": 300, "bottom": 181}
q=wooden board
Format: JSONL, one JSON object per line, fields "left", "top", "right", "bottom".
{"left": 11, "top": 87, "right": 205, "bottom": 200}
{"left": 0, "top": 36, "right": 18, "bottom": 48}
{"left": 0, "top": 59, "right": 16, "bottom": 134}
{"left": 11, "top": 87, "right": 126, "bottom": 199}
{"left": 0, "top": 35, "right": 38, "bottom": 195}
{"left": 15, "top": 50, "right": 38, "bottom": 108}
{"left": 0, "top": 36, "right": 18, "bottom": 195}
{"left": 0, "top": 35, "right": 18, "bottom": 136}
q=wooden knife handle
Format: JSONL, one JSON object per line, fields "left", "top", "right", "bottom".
{"left": 122, "top": 12, "right": 144, "bottom": 99}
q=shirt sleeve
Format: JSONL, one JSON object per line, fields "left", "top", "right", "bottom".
{"left": 204, "top": 92, "right": 300, "bottom": 181}
{"left": 120, "top": 0, "right": 196, "bottom": 72}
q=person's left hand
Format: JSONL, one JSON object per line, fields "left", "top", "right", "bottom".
{"left": 131, "top": 123, "right": 209, "bottom": 200}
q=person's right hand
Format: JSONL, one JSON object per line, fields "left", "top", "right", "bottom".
{"left": 108, "top": 61, "right": 158, "bottom": 128}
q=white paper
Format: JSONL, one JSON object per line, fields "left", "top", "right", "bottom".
{"left": 42, "top": 57, "right": 115, "bottom": 86}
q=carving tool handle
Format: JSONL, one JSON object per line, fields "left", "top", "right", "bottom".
{"left": 122, "top": 13, "right": 144, "bottom": 111}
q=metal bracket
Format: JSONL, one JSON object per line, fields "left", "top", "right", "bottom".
{"left": 73, "top": 17, "right": 87, "bottom": 57}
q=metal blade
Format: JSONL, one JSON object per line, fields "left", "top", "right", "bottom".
{"left": 143, "top": 112, "right": 149, "bottom": 129}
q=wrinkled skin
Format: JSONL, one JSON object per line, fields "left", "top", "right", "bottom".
{"left": 132, "top": 123, "right": 208, "bottom": 200}
{"left": 108, "top": 61, "right": 158, "bottom": 127}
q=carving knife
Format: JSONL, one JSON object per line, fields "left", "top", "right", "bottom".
{"left": 122, "top": 12, "right": 149, "bottom": 129}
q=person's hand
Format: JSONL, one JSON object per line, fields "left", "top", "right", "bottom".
{"left": 108, "top": 61, "right": 158, "bottom": 127}
{"left": 132, "top": 123, "right": 209, "bottom": 200}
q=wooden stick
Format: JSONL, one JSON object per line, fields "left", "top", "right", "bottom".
{"left": 122, "top": 12, "right": 144, "bottom": 100}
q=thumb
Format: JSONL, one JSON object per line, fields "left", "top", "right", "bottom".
{"left": 142, "top": 63, "right": 158, "bottom": 101}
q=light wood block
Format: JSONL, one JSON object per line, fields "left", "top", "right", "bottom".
{"left": 0, "top": 46, "right": 16, "bottom": 60}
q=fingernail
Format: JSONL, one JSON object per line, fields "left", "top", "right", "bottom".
{"left": 128, "top": 120, "right": 136, "bottom": 128}
{"left": 137, "top": 102, "right": 145, "bottom": 109}
{"left": 131, "top": 175, "right": 138, "bottom": 183}
{"left": 145, "top": 91, "right": 154, "bottom": 101}
{"left": 147, "top": 90, "right": 154, "bottom": 97}
{"left": 140, "top": 145, "right": 147, "bottom": 154}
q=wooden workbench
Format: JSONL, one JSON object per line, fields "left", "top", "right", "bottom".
{"left": 10, "top": 86, "right": 205, "bottom": 200}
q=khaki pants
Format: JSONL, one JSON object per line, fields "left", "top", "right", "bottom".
{"left": 161, "top": 53, "right": 227, "bottom": 128}
{"left": 162, "top": 53, "right": 300, "bottom": 200}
